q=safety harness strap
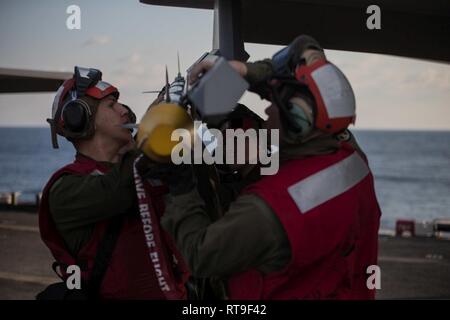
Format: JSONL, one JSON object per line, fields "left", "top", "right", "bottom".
{"left": 133, "top": 155, "right": 187, "bottom": 299}
{"left": 87, "top": 215, "right": 124, "bottom": 299}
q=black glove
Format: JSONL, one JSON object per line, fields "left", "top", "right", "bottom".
{"left": 136, "top": 155, "right": 195, "bottom": 196}
{"left": 272, "top": 34, "right": 323, "bottom": 77}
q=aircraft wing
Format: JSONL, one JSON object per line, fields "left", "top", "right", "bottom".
{"left": 140, "top": 0, "right": 450, "bottom": 63}
{"left": 0, "top": 68, "right": 71, "bottom": 94}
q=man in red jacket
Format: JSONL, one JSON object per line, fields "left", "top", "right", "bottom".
{"left": 150, "top": 35, "right": 382, "bottom": 300}
{"left": 39, "top": 67, "right": 189, "bottom": 299}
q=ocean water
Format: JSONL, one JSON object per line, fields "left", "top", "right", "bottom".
{"left": 353, "top": 130, "right": 450, "bottom": 229}
{"left": 0, "top": 127, "right": 449, "bottom": 229}
{"left": 0, "top": 128, "right": 75, "bottom": 197}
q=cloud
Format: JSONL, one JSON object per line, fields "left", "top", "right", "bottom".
{"left": 110, "top": 51, "right": 166, "bottom": 93}
{"left": 82, "top": 35, "right": 111, "bottom": 47}
{"left": 129, "top": 52, "right": 141, "bottom": 64}
{"left": 418, "top": 67, "right": 450, "bottom": 90}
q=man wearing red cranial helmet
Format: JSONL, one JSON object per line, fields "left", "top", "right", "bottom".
{"left": 38, "top": 66, "right": 192, "bottom": 300}
{"left": 151, "top": 35, "right": 381, "bottom": 300}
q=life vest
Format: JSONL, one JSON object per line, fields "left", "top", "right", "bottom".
{"left": 39, "top": 154, "right": 189, "bottom": 299}
{"left": 228, "top": 143, "right": 381, "bottom": 299}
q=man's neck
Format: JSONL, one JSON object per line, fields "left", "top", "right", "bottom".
{"left": 76, "top": 136, "right": 122, "bottom": 163}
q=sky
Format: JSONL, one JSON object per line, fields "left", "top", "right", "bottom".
{"left": 0, "top": 0, "right": 449, "bottom": 130}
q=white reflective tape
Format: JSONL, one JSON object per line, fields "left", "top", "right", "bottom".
{"left": 78, "top": 67, "right": 91, "bottom": 78}
{"left": 287, "top": 152, "right": 369, "bottom": 213}
{"left": 95, "top": 81, "right": 111, "bottom": 91}
{"left": 311, "top": 64, "right": 355, "bottom": 119}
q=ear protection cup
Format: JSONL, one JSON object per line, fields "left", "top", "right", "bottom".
{"left": 271, "top": 81, "right": 316, "bottom": 141}
{"left": 286, "top": 97, "right": 314, "bottom": 138}
{"left": 62, "top": 100, "right": 89, "bottom": 132}
{"left": 60, "top": 97, "right": 94, "bottom": 140}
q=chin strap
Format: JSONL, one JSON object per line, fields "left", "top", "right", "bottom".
{"left": 47, "top": 118, "right": 59, "bottom": 149}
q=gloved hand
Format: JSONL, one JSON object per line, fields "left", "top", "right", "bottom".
{"left": 188, "top": 59, "right": 247, "bottom": 85}
{"left": 135, "top": 155, "right": 195, "bottom": 196}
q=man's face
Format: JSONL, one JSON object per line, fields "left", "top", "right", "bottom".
{"left": 94, "top": 95, "right": 133, "bottom": 145}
